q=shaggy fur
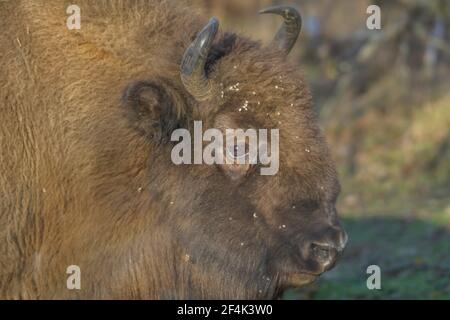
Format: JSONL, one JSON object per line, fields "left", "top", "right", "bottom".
{"left": 0, "top": 0, "right": 344, "bottom": 299}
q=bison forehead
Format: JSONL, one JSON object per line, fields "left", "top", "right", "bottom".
{"left": 208, "top": 44, "right": 312, "bottom": 125}
{"left": 206, "top": 44, "right": 336, "bottom": 198}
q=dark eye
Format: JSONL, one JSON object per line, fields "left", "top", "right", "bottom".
{"left": 227, "top": 143, "right": 248, "bottom": 160}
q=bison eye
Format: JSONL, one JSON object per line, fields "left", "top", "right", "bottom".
{"left": 227, "top": 143, "right": 248, "bottom": 160}
{"left": 219, "top": 142, "right": 254, "bottom": 180}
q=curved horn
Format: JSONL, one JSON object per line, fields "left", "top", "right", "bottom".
{"left": 259, "top": 5, "right": 302, "bottom": 55}
{"left": 180, "top": 17, "right": 219, "bottom": 101}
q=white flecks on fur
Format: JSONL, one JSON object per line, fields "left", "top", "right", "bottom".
{"left": 240, "top": 242, "right": 245, "bottom": 246}
{"left": 229, "top": 217, "right": 233, "bottom": 221}
{"left": 228, "top": 82, "right": 240, "bottom": 91}
{"left": 137, "top": 187, "right": 143, "bottom": 192}
{"left": 292, "top": 205, "right": 296, "bottom": 209}
{"left": 262, "top": 275, "right": 271, "bottom": 282}
{"left": 42, "top": 188, "right": 47, "bottom": 193}
{"left": 238, "top": 100, "right": 249, "bottom": 112}
{"left": 183, "top": 254, "right": 190, "bottom": 262}
{"left": 253, "top": 212, "right": 258, "bottom": 219}
{"left": 305, "top": 148, "right": 311, "bottom": 153}
{"left": 170, "top": 201, "right": 174, "bottom": 205}
{"left": 277, "top": 112, "right": 281, "bottom": 116}
{"left": 221, "top": 91, "right": 224, "bottom": 99}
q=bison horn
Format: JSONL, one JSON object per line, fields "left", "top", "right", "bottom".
{"left": 180, "top": 17, "right": 219, "bottom": 101}
{"left": 259, "top": 5, "right": 302, "bottom": 55}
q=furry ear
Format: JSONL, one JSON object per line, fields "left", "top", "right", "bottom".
{"left": 122, "top": 80, "right": 183, "bottom": 143}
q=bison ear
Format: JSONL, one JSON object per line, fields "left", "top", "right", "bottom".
{"left": 122, "top": 81, "right": 183, "bottom": 143}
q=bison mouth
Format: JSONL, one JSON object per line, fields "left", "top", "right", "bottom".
{"left": 285, "top": 272, "right": 318, "bottom": 287}
{"left": 271, "top": 271, "right": 319, "bottom": 298}
{"left": 266, "top": 266, "right": 319, "bottom": 295}
{"left": 268, "top": 241, "right": 343, "bottom": 292}
{"left": 277, "top": 266, "right": 322, "bottom": 290}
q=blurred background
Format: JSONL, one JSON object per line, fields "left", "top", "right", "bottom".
{"left": 191, "top": 0, "right": 450, "bottom": 299}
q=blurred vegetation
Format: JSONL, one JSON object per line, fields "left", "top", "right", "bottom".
{"left": 191, "top": 0, "right": 450, "bottom": 299}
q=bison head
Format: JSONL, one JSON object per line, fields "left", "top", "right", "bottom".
{"left": 114, "top": 6, "right": 347, "bottom": 299}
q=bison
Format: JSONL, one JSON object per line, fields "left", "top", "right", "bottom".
{"left": 0, "top": 0, "right": 347, "bottom": 299}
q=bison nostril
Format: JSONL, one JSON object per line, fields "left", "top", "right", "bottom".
{"left": 312, "top": 244, "right": 329, "bottom": 259}
{"left": 311, "top": 243, "right": 334, "bottom": 256}
{"left": 310, "top": 243, "right": 338, "bottom": 269}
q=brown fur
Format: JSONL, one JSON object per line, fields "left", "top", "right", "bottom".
{"left": 0, "top": 0, "right": 343, "bottom": 299}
